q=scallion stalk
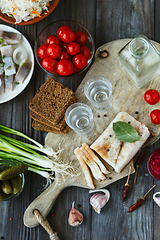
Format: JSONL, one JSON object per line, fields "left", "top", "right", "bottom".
{"left": 0, "top": 125, "right": 57, "bottom": 157}
{"left": 0, "top": 125, "right": 71, "bottom": 181}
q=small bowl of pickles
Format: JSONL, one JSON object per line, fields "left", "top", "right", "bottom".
{"left": 0, "top": 161, "right": 27, "bottom": 201}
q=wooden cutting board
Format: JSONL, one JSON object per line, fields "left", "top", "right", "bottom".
{"left": 24, "top": 39, "right": 160, "bottom": 228}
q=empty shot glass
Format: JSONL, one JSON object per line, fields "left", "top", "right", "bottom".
{"left": 65, "top": 102, "right": 94, "bottom": 136}
{"left": 84, "top": 76, "right": 112, "bottom": 111}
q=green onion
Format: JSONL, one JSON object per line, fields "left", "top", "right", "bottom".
{"left": 0, "top": 125, "right": 71, "bottom": 181}
{"left": 0, "top": 125, "right": 57, "bottom": 157}
{"left": 6, "top": 66, "right": 11, "bottom": 70}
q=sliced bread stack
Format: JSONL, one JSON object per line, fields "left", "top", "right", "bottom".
{"left": 29, "top": 76, "right": 78, "bottom": 134}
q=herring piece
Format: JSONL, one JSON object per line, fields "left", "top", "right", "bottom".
{"left": 0, "top": 60, "right": 4, "bottom": 75}
{"left": 0, "top": 74, "right": 4, "bottom": 94}
{"left": 4, "top": 75, "right": 14, "bottom": 91}
{"left": 3, "top": 57, "right": 16, "bottom": 76}
{"left": 15, "top": 60, "right": 31, "bottom": 83}
{"left": 91, "top": 112, "right": 150, "bottom": 173}
{"left": 0, "top": 42, "right": 7, "bottom": 51}
{"left": 1, "top": 45, "right": 16, "bottom": 76}
{"left": 1, "top": 45, "right": 13, "bottom": 57}
{"left": 0, "top": 31, "right": 21, "bottom": 44}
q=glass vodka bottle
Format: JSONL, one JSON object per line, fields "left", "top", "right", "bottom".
{"left": 118, "top": 34, "right": 160, "bottom": 88}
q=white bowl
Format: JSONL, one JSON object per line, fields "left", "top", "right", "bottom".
{"left": 0, "top": 24, "right": 34, "bottom": 104}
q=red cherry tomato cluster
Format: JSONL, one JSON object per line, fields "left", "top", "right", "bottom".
{"left": 38, "top": 25, "right": 91, "bottom": 76}
{"left": 144, "top": 89, "right": 160, "bottom": 124}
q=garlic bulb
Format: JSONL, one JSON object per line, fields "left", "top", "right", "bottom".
{"left": 68, "top": 201, "right": 83, "bottom": 227}
{"left": 153, "top": 192, "right": 160, "bottom": 207}
{"left": 89, "top": 189, "right": 110, "bottom": 214}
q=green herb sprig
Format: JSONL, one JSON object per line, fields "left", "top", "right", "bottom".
{"left": 113, "top": 121, "right": 141, "bottom": 143}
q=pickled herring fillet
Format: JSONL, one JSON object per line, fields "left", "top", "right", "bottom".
{"left": 1, "top": 45, "right": 16, "bottom": 76}
{"left": 1, "top": 45, "right": 13, "bottom": 57}
{"left": 0, "top": 60, "right": 4, "bottom": 75}
{"left": 0, "top": 74, "right": 4, "bottom": 94}
{"left": 15, "top": 60, "right": 31, "bottom": 83}
{"left": 91, "top": 112, "right": 150, "bottom": 173}
{"left": 4, "top": 75, "right": 14, "bottom": 91}
{"left": 0, "top": 31, "right": 21, "bottom": 44}
{"left": 3, "top": 57, "right": 16, "bottom": 76}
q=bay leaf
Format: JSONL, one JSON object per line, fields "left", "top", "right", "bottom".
{"left": 113, "top": 121, "right": 141, "bottom": 143}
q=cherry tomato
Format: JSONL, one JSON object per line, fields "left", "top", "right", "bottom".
{"left": 57, "top": 25, "right": 71, "bottom": 37}
{"left": 46, "top": 35, "right": 56, "bottom": 44}
{"left": 67, "top": 42, "right": 80, "bottom": 56}
{"left": 75, "top": 31, "right": 87, "bottom": 45}
{"left": 42, "top": 57, "right": 57, "bottom": 72}
{"left": 144, "top": 89, "right": 160, "bottom": 105}
{"left": 60, "top": 29, "right": 76, "bottom": 43}
{"left": 58, "top": 50, "right": 72, "bottom": 61}
{"left": 57, "top": 59, "right": 74, "bottom": 76}
{"left": 47, "top": 44, "right": 61, "bottom": 59}
{"left": 62, "top": 42, "right": 68, "bottom": 50}
{"left": 73, "top": 54, "right": 88, "bottom": 69}
{"left": 80, "top": 46, "right": 91, "bottom": 59}
{"left": 38, "top": 44, "right": 48, "bottom": 59}
{"left": 150, "top": 109, "right": 160, "bottom": 124}
{"left": 49, "top": 36, "right": 62, "bottom": 46}
{"left": 73, "top": 67, "right": 80, "bottom": 74}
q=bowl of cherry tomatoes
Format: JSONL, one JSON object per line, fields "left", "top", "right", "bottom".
{"left": 34, "top": 20, "right": 95, "bottom": 77}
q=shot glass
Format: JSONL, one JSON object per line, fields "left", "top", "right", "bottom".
{"left": 84, "top": 76, "right": 112, "bottom": 111}
{"left": 65, "top": 102, "right": 94, "bottom": 136}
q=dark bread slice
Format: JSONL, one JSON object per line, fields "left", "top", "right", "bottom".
{"left": 32, "top": 120, "right": 70, "bottom": 134}
{"left": 29, "top": 76, "right": 77, "bottom": 125}
{"left": 31, "top": 111, "right": 67, "bottom": 130}
{"left": 30, "top": 95, "right": 79, "bottom": 130}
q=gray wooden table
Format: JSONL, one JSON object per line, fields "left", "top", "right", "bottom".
{"left": 0, "top": 0, "right": 160, "bottom": 239}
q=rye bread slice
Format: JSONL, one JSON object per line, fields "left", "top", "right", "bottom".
{"left": 29, "top": 76, "right": 77, "bottom": 125}
{"left": 30, "top": 111, "right": 67, "bottom": 130}
{"left": 32, "top": 120, "right": 70, "bottom": 134}
{"left": 30, "top": 95, "right": 79, "bottom": 130}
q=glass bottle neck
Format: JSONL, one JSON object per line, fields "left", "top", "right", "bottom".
{"left": 129, "top": 37, "right": 149, "bottom": 58}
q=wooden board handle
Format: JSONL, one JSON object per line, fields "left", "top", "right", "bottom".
{"left": 23, "top": 180, "right": 65, "bottom": 228}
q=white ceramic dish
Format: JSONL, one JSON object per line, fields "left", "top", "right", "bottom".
{"left": 0, "top": 24, "right": 34, "bottom": 104}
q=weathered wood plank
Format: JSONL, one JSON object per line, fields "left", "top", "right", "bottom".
{"left": 0, "top": 0, "right": 160, "bottom": 239}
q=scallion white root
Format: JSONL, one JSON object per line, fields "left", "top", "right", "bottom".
{"left": 0, "top": 125, "right": 74, "bottom": 182}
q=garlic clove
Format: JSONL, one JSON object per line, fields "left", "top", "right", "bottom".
{"left": 89, "top": 189, "right": 110, "bottom": 214}
{"left": 153, "top": 192, "right": 160, "bottom": 207}
{"left": 68, "top": 201, "right": 83, "bottom": 227}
